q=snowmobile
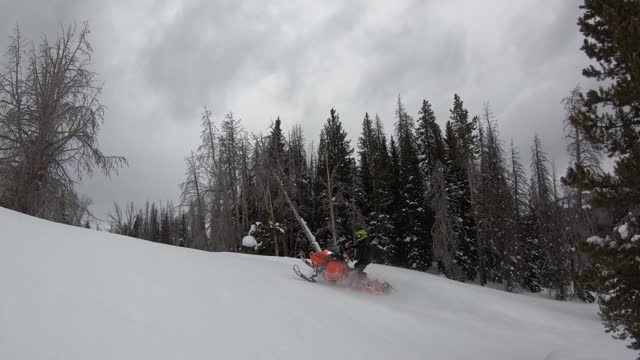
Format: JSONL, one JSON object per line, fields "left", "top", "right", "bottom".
{"left": 293, "top": 249, "right": 393, "bottom": 294}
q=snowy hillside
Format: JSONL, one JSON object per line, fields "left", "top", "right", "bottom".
{"left": 0, "top": 207, "right": 633, "bottom": 360}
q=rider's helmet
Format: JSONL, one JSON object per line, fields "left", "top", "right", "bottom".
{"left": 356, "top": 229, "right": 368, "bottom": 242}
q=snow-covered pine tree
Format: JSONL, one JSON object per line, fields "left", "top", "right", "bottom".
{"left": 416, "top": 99, "right": 446, "bottom": 182}
{"left": 444, "top": 94, "right": 478, "bottom": 281}
{"left": 373, "top": 116, "right": 397, "bottom": 261}
{"left": 357, "top": 113, "right": 395, "bottom": 265}
{"left": 394, "top": 97, "right": 432, "bottom": 270}
{"left": 260, "top": 117, "right": 289, "bottom": 255}
{"left": 251, "top": 132, "right": 277, "bottom": 255}
{"left": 143, "top": 201, "right": 150, "bottom": 241}
{"left": 389, "top": 137, "right": 404, "bottom": 266}
{"left": 149, "top": 203, "right": 160, "bottom": 243}
{"left": 160, "top": 205, "right": 171, "bottom": 244}
{"left": 358, "top": 113, "right": 376, "bottom": 213}
{"left": 563, "top": 1, "right": 640, "bottom": 348}
{"left": 315, "top": 108, "right": 356, "bottom": 249}
{"left": 177, "top": 212, "right": 188, "bottom": 247}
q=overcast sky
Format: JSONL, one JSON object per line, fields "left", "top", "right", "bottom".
{"left": 1, "top": 0, "right": 592, "bottom": 222}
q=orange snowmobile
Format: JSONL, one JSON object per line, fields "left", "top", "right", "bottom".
{"left": 293, "top": 249, "right": 392, "bottom": 294}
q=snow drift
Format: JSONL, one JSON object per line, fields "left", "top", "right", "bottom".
{"left": 0, "top": 207, "right": 633, "bottom": 359}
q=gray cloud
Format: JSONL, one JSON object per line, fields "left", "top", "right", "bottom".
{"left": 1, "top": 0, "right": 590, "bottom": 220}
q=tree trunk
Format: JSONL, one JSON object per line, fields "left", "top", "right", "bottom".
{"left": 267, "top": 185, "right": 279, "bottom": 256}
{"left": 468, "top": 160, "right": 485, "bottom": 286}
{"left": 326, "top": 156, "right": 337, "bottom": 247}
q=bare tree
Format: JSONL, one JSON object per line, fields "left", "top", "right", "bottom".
{"left": 107, "top": 202, "right": 125, "bottom": 234}
{"left": 66, "top": 192, "right": 94, "bottom": 226}
{"left": 180, "top": 151, "right": 208, "bottom": 249}
{"left": 0, "top": 23, "right": 126, "bottom": 219}
{"left": 211, "top": 112, "right": 244, "bottom": 251}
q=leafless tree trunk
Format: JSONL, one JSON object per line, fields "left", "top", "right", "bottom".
{"left": 240, "top": 136, "right": 250, "bottom": 235}
{"left": 431, "top": 162, "right": 461, "bottom": 279}
{"left": 267, "top": 186, "right": 279, "bottom": 256}
{"left": 325, "top": 155, "right": 337, "bottom": 247}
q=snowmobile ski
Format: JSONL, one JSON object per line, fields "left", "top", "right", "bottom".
{"left": 298, "top": 251, "right": 314, "bottom": 269}
{"left": 293, "top": 264, "right": 317, "bottom": 282}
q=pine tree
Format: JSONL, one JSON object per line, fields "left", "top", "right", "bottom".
{"left": 149, "top": 203, "right": 160, "bottom": 243}
{"left": 143, "top": 201, "right": 150, "bottom": 240}
{"left": 394, "top": 96, "right": 432, "bottom": 270}
{"left": 253, "top": 117, "right": 289, "bottom": 256}
{"left": 416, "top": 99, "right": 446, "bottom": 181}
{"left": 567, "top": 1, "right": 640, "bottom": 351}
{"left": 357, "top": 113, "right": 395, "bottom": 264}
{"left": 160, "top": 206, "right": 171, "bottom": 244}
{"left": 177, "top": 212, "right": 188, "bottom": 247}
{"left": 520, "top": 207, "right": 544, "bottom": 293}
{"left": 269, "top": 117, "right": 287, "bottom": 170}
{"left": 358, "top": 113, "right": 376, "bottom": 212}
{"left": 315, "top": 108, "right": 356, "bottom": 248}
{"left": 444, "top": 94, "right": 478, "bottom": 281}
{"left": 389, "top": 137, "right": 404, "bottom": 266}
{"left": 131, "top": 213, "right": 142, "bottom": 239}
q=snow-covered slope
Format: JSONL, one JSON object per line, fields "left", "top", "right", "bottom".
{"left": 0, "top": 207, "right": 633, "bottom": 360}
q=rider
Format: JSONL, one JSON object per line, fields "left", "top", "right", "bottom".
{"left": 344, "top": 229, "right": 372, "bottom": 278}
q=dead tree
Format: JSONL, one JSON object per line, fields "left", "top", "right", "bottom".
{"left": 0, "top": 23, "right": 126, "bottom": 218}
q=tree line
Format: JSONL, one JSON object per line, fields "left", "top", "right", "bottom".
{"left": 107, "top": 92, "right": 601, "bottom": 302}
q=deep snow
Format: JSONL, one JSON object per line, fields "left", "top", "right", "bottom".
{"left": 0, "top": 207, "right": 633, "bottom": 359}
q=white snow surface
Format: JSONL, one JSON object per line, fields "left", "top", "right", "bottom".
{"left": 0, "top": 207, "right": 633, "bottom": 360}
